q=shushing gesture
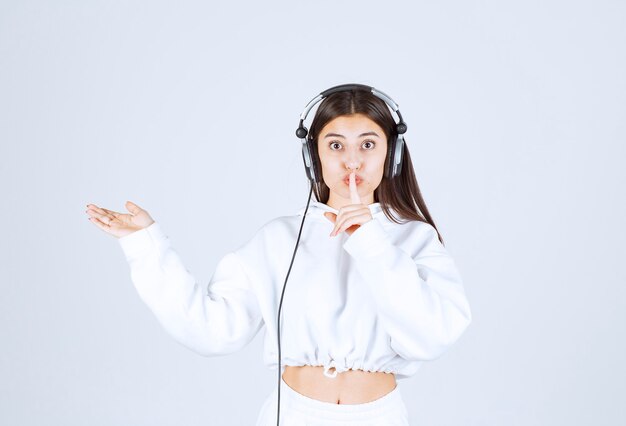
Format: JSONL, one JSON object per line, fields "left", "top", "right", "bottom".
{"left": 85, "top": 201, "right": 155, "bottom": 239}
{"left": 323, "top": 171, "right": 373, "bottom": 237}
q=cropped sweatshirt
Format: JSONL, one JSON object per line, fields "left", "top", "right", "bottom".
{"left": 118, "top": 200, "right": 472, "bottom": 380}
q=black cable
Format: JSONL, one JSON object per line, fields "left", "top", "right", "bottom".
{"left": 276, "top": 183, "right": 314, "bottom": 425}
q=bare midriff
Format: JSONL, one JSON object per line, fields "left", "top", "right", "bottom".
{"left": 282, "top": 365, "right": 397, "bottom": 405}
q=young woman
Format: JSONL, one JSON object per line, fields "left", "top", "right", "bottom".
{"left": 85, "top": 85, "right": 472, "bottom": 425}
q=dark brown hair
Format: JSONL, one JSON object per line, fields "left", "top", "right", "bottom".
{"left": 307, "top": 88, "right": 445, "bottom": 245}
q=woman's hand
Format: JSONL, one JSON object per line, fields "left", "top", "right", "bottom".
{"left": 85, "top": 201, "right": 155, "bottom": 239}
{"left": 323, "top": 171, "right": 373, "bottom": 237}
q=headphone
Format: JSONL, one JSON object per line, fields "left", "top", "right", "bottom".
{"left": 297, "top": 83, "right": 408, "bottom": 183}
{"left": 275, "top": 83, "right": 408, "bottom": 425}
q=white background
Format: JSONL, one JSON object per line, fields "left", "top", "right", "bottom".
{"left": 1, "top": 0, "right": 624, "bottom": 425}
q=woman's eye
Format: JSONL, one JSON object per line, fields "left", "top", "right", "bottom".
{"left": 328, "top": 140, "right": 376, "bottom": 150}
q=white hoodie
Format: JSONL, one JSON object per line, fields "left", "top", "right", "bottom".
{"left": 118, "top": 200, "right": 472, "bottom": 380}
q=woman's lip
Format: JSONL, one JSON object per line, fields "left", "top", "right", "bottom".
{"left": 344, "top": 177, "right": 362, "bottom": 184}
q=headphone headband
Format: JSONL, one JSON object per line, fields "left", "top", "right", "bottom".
{"left": 297, "top": 83, "right": 407, "bottom": 137}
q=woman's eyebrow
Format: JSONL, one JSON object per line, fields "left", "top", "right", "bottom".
{"left": 323, "top": 131, "right": 380, "bottom": 138}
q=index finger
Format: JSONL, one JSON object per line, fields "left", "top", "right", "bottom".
{"left": 349, "top": 171, "right": 361, "bottom": 204}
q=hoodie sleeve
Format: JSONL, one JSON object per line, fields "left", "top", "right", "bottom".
{"left": 342, "top": 218, "right": 472, "bottom": 362}
{"left": 117, "top": 222, "right": 264, "bottom": 357}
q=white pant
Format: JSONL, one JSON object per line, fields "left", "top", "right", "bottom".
{"left": 255, "top": 376, "right": 410, "bottom": 426}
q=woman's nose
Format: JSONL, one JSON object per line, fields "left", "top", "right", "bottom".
{"left": 345, "top": 160, "right": 361, "bottom": 171}
{"left": 344, "top": 152, "right": 362, "bottom": 170}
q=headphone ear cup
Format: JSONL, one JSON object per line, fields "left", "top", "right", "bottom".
{"left": 309, "top": 139, "right": 322, "bottom": 183}
{"left": 393, "top": 135, "right": 404, "bottom": 177}
{"left": 302, "top": 137, "right": 321, "bottom": 183}
{"left": 385, "top": 134, "right": 405, "bottom": 178}
{"left": 385, "top": 135, "right": 397, "bottom": 179}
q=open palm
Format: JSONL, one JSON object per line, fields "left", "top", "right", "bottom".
{"left": 85, "top": 201, "right": 155, "bottom": 239}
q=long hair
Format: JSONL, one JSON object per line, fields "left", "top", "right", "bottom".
{"left": 307, "top": 88, "right": 445, "bottom": 245}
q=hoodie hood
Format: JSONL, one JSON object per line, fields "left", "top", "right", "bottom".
{"left": 296, "top": 200, "right": 384, "bottom": 219}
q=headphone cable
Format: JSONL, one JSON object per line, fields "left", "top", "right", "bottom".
{"left": 276, "top": 183, "right": 314, "bottom": 425}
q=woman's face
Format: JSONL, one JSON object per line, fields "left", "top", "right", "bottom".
{"left": 317, "top": 113, "right": 388, "bottom": 210}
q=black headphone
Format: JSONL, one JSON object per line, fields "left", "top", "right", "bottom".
{"left": 296, "top": 83, "right": 408, "bottom": 183}
{"left": 275, "top": 83, "right": 408, "bottom": 426}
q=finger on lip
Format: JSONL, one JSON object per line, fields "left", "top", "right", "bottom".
{"left": 345, "top": 179, "right": 361, "bottom": 184}
{"left": 345, "top": 172, "right": 361, "bottom": 181}
{"left": 349, "top": 171, "right": 361, "bottom": 204}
